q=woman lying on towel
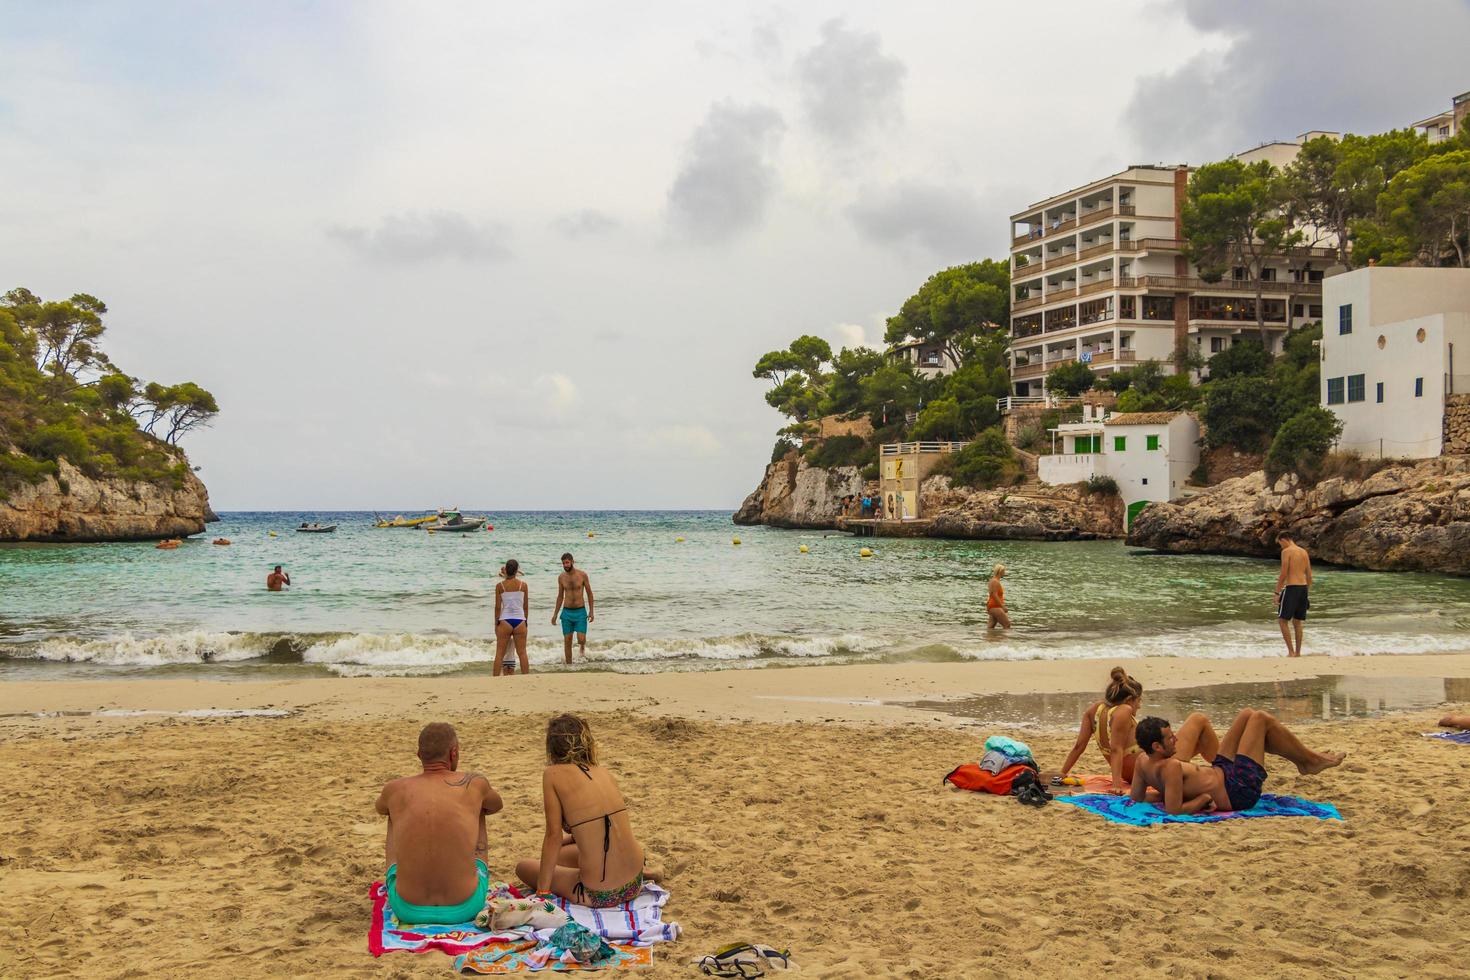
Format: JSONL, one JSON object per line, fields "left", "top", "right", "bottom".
{"left": 1058, "top": 667, "right": 1144, "bottom": 794}
{"left": 516, "top": 714, "right": 648, "bottom": 909}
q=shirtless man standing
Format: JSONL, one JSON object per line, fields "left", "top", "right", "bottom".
{"left": 1130, "top": 709, "right": 1344, "bottom": 815}
{"left": 266, "top": 565, "right": 290, "bottom": 592}
{"left": 375, "top": 723, "right": 504, "bottom": 925}
{"left": 551, "top": 552, "right": 594, "bottom": 664}
{"left": 1274, "top": 532, "right": 1313, "bottom": 657}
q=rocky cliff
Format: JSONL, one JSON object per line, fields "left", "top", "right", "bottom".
{"left": 1127, "top": 456, "right": 1470, "bottom": 575}
{"left": 733, "top": 456, "right": 863, "bottom": 529}
{"left": 921, "top": 477, "right": 1124, "bottom": 541}
{"left": 0, "top": 458, "right": 214, "bottom": 542}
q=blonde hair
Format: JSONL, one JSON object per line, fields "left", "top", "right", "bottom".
{"left": 992, "top": 563, "right": 1006, "bottom": 577}
{"left": 1105, "top": 667, "right": 1143, "bottom": 706}
{"left": 546, "top": 713, "right": 599, "bottom": 767}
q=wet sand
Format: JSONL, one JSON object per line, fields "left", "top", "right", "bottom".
{"left": 2, "top": 655, "right": 1468, "bottom": 977}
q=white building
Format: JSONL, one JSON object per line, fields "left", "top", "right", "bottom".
{"left": 1410, "top": 89, "right": 1469, "bottom": 145}
{"left": 887, "top": 339, "right": 958, "bottom": 377}
{"left": 1008, "top": 163, "right": 1335, "bottom": 399}
{"left": 1038, "top": 410, "right": 1201, "bottom": 524}
{"left": 1319, "top": 266, "right": 1470, "bottom": 458}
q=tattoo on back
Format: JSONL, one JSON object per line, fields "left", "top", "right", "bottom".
{"left": 444, "top": 771, "right": 482, "bottom": 787}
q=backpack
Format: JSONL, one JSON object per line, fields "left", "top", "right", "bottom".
{"left": 943, "top": 761, "right": 1036, "bottom": 795}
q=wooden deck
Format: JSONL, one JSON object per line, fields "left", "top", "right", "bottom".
{"left": 838, "top": 518, "right": 935, "bottom": 538}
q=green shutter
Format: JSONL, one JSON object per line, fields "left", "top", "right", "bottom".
{"left": 1146, "top": 435, "right": 1160, "bottom": 451}
{"left": 1113, "top": 436, "right": 1126, "bottom": 452}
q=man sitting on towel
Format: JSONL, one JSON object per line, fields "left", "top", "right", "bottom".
{"left": 376, "top": 722, "right": 504, "bottom": 924}
{"left": 1131, "top": 709, "right": 1345, "bottom": 815}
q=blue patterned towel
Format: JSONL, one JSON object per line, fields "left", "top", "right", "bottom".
{"left": 1422, "top": 730, "right": 1470, "bottom": 745}
{"left": 1054, "top": 792, "right": 1342, "bottom": 825}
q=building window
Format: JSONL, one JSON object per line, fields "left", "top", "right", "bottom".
{"left": 1339, "top": 304, "right": 1352, "bottom": 334}
{"left": 1308, "top": 270, "right": 1324, "bottom": 283}
{"left": 1376, "top": 382, "right": 1384, "bottom": 403}
{"left": 1141, "top": 296, "right": 1174, "bottom": 320}
{"left": 1293, "top": 304, "right": 1304, "bottom": 317}
{"left": 1415, "top": 377, "right": 1424, "bottom": 397}
{"left": 1114, "top": 436, "right": 1127, "bottom": 452}
{"left": 1146, "top": 435, "right": 1160, "bottom": 451}
{"left": 1347, "top": 374, "right": 1366, "bottom": 403}
{"left": 1210, "top": 337, "right": 1225, "bottom": 353}
{"left": 1309, "top": 304, "right": 1323, "bottom": 318}
{"left": 1119, "top": 295, "right": 1136, "bottom": 319}
{"left": 1141, "top": 478, "right": 1149, "bottom": 485}
{"left": 1327, "top": 377, "right": 1345, "bottom": 404}
{"left": 1260, "top": 267, "right": 1276, "bottom": 282}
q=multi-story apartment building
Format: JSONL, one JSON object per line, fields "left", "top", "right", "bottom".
{"left": 1007, "top": 163, "right": 1336, "bottom": 398}
{"left": 1411, "top": 89, "right": 1469, "bottom": 145}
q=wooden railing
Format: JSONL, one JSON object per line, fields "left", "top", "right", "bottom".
{"left": 1011, "top": 362, "right": 1045, "bottom": 378}
{"left": 1077, "top": 278, "right": 1116, "bottom": 297}
{"left": 1086, "top": 349, "right": 1137, "bottom": 365}
{"left": 1013, "top": 295, "right": 1044, "bottom": 312}
{"left": 1076, "top": 205, "right": 1115, "bottom": 229}
{"left": 1046, "top": 216, "right": 1077, "bottom": 236}
{"left": 1114, "top": 238, "right": 1336, "bottom": 260}
{"left": 881, "top": 441, "right": 969, "bottom": 456}
{"left": 1012, "top": 263, "right": 1043, "bottom": 280}
{"left": 1077, "top": 240, "right": 1116, "bottom": 261}
{"left": 1129, "top": 275, "right": 1323, "bottom": 296}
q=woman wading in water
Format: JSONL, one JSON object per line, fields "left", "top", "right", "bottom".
{"left": 516, "top": 714, "right": 648, "bottom": 907}
{"left": 494, "top": 559, "right": 530, "bottom": 676}
{"left": 987, "top": 563, "right": 1011, "bottom": 629}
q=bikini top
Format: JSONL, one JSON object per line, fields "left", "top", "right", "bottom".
{"left": 1095, "top": 703, "right": 1140, "bottom": 757}
{"left": 562, "top": 764, "right": 627, "bottom": 882}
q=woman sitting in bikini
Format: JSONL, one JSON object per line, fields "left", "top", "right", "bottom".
{"left": 1058, "top": 667, "right": 1144, "bottom": 793}
{"left": 516, "top": 714, "right": 647, "bottom": 908}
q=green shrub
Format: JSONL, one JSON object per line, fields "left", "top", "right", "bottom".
{"left": 1204, "top": 375, "right": 1276, "bottom": 450}
{"left": 1046, "top": 360, "right": 1095, "bottom": 397}
{"left": 1084, "top": 474, "right": 1119, "bottom": 496}
{"left": 1265, "top": 407, "right": 1344, "bottom": 481}
{"left": 951, "top": 427, "right": 1021, "bottom": 488}
{"left": 806, "top": 434, "right": 870, "bottom": 469}
{"left": 770, "top": 437, "right": 797, "bottom": 463}
{"left": 1190, "top": 460, "right": 1211, "bottom": 485}
{"left": 1013, "top": 423, "right": 1045, "bottom": 452}
{"left": 909, "top": 397, "right": 963, "bottom": 440}
{"left": 23, "top": 422, "right": 92, "bottom": 464}
{"left": 0, "top": 453, "right": 59, "bottom": 497}
{"left": 860, "top": 460, "right": 879, "bottom": 481}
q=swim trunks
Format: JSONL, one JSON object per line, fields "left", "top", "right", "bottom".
{"left": 560, "top": 606, "right": 589, "bottom": 636}
{"left": 385, "top": 859, "right": 489, "bottom": 925}
{"left": 1213, "top": 753, "right": 1267, "bottom": 811}
{"left": 1277, "top": 585, "right": 1309, "bottom": 621}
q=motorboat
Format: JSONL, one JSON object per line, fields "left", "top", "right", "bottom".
{"left": 296, "top": 522, "right": 338, "bottom": 533}
{"left": 425, "top": 511, "right": 486, "bottom": 532}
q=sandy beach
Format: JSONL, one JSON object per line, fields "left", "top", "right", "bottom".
{"left": 3, "top": 655, "right": 1468, "bottom": 978}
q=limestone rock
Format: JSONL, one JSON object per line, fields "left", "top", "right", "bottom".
{"left": 0, "top": 458, "right": 213, "bottom": 542}
{"left": 924, "top": 483, "right": 1123, "bottom": 541}
{"left": 732, "top": 456, "right": 863, "bottom": 529}
{"left": 1127, "top": 456, "right": 1470, "bottom": 575}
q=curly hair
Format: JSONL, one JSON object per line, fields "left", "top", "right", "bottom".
{"left": 546, "top": 713, "right": 599, "bottom": 767}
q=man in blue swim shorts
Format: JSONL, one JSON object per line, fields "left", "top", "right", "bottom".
{"left": 1130, "top": 709, "right": 1344, "bottom": 814}
{"left": 552, "top": 552, "right": 594, "bottom": 664}
{"left": 375, "top": 723, "right": 503, "bottom": 924}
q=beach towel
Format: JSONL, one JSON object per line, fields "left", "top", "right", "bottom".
{"left": 1422, "top": 730, "right": 1470, "bottom": 745}
{"left": 369, "top": 879, "right": 681, "bottom": 958}
{"left": 455, "top": 942, "right": 655, "bottom": 973}
{"left": 1054, "top": 792, "right": 1343, "bottom": 826}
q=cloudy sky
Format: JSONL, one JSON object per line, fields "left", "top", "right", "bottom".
{"left": 2, "top": 1, "right": 1466, "bottom": 509}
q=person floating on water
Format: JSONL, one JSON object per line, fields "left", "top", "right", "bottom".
{"left": 986, "top": 563, "right": 1010, "bottom": 629}
{"left": 1274, "top": 531, "right": 1313, "bottom": 657}
{"left": 1059, "top": 667, "right": 1142, "bottom": 793}
{"left": 1131, "top": 709, "right": 1345, "bottom": 815}
{"left": 516, "top": 714, "right": 648, "bottom": 908}
{"left": 552, "top": 552, "right": 594, "bottom": 664}
{"left": 266, "top": 565, "right": 290, "bottom": 591}
{"left": 375, "top": 723, "right": 504, "bottom": 925}
{"left": 494, "top": 559, "right": 530, "bottom": 676}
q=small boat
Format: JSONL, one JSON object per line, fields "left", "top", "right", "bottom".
{"left": 156, "top": 539, "right": 181, "bottom": 550}
{"left": 374, "top": 513, "right": 438, "bottom": 528}
{"left": 212, "top": 538, "right": 231, "bottom": 546}
{"left": 425, "top": 512, "right": 486, "bottom": 532}
{"left": 296, "top": 522, "right": 338, "bottom": 533}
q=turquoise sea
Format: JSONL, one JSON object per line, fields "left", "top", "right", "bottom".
{"left": 3, "top": 511, "right": 1470, "bottom": 679}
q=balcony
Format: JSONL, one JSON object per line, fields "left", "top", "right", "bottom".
{"left": 1131, "top": 275, "right": 1323, "bottom": 296}
{"left": 1077, "top": 278, "right": 1117, "bottom": 298}
{"left": 1012, "top": 228, "right": 1043, "bottom": 248}
{"left": 1086, "top": 349, "right": 1137, "bottom": 366}
{"left": 1011, "top": 361, "right": 1045, "bottom": 379}
{"left": 1076, "top": 204, "right": 1115, "bottom": 229}
{"left": 1046, "top": 216, "right": 1077, "bottom": 236}
{"left": 1012, "top": 322, "right": 1043, "bottom": 340}
{"left": 1077, "top": 240, "right": 1116, "bottom": 262}
{"left": 1012, "top": 263, "right": 1043, "bottom": 282}
{"left": 1044, "top": 286, "right": 1079, "bottom": 303}
{"left": 1117, "top": 237, "right": 1183, "bottom": 253}
{"left": 1013, "top": 294, "right": 1044, "bottom": 312}
{"left": 1038, "top": 453, "right": 1099, "bottom": 486}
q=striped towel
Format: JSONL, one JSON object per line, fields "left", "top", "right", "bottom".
{"left": 1422, "top": 730, "right": 1470, "bottom": 745}
{"left": 535, "top": 882, "right": 681, "bottom": 946}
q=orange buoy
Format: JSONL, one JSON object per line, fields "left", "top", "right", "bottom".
{"left": 212, "top": 538, "right": 231, "bottom": 546}
{"left": 156, "top": 539, "right": 180, "bottom": 550}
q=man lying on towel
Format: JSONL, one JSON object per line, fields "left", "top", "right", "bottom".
{"left": 1131, "top": 709, "right": 1345, "bottom": 815}
{"left": 376, "top": 722, "right": 504, "bottom": 924}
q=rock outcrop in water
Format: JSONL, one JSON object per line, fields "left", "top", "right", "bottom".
{"left": 1127, "top": 456, "right": 1470, "bottom": 575}
{"left": 0, "top": 458, "right": 214, "bottom": 542}
{"left": 921, "top": 477, "right": 1124, "bottom": 540}
{"left": 733, "top": 456, "right": 863, "bottom": 529}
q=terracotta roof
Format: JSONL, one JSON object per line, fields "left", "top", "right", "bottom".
{"left": 1104, "top": 412, "right": 1184, "bottom": 426}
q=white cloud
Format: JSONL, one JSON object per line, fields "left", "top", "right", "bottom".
{"left": 667, "top": 101, "right": 785, "bottom": 244}
{"left": 534, "top": 373, "right": 580, "bottom": 413}
{"left": 327, "top": 211, "right": 511, "bottom": 263}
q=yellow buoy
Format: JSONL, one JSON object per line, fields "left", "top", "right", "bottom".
{"left": 732, "top": 537, "right": 741, "bottom": 545}
{"left": 268, "top": 531, "right": 277, "bottom": 537}
{"left": 799, "top": 544, "right": 809, "bottom": 553}
{"left": 675, "top": 537, "right": 685, "bottom": 543}
{"left": 859, "top": 547, "right": 873, "bottom": 558}
{"left": 588, "top": 532, "right": 596, "bottom": 538}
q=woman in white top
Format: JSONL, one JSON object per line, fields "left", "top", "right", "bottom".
{"left": 494, "top": 558, "right": 530, "bottom": 676}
